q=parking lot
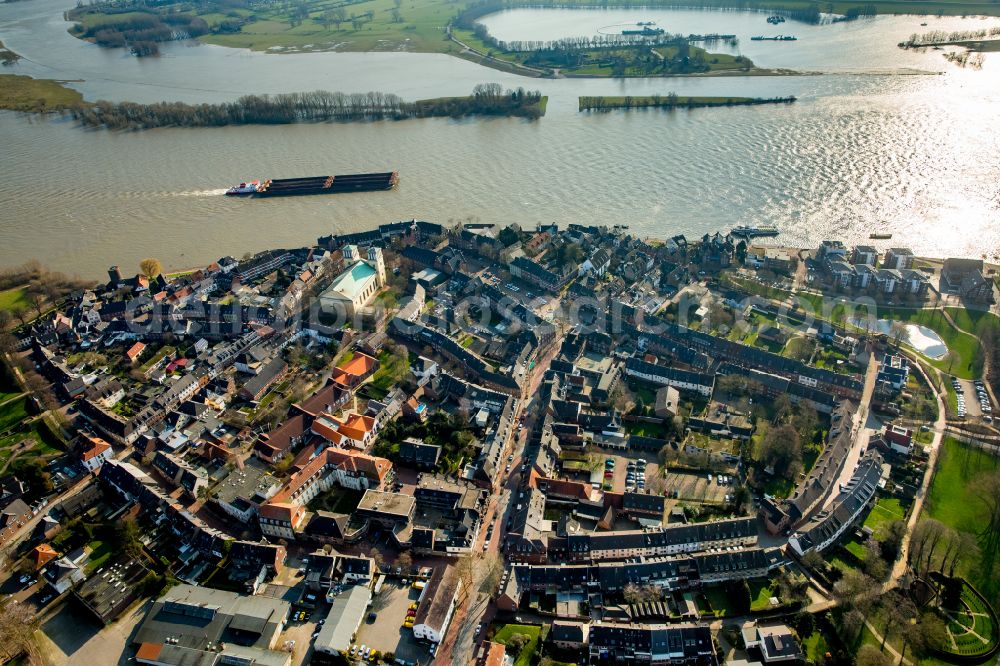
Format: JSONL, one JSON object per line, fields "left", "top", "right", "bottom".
{"left": 953, "top": 378, "right": 993, "bottom": 422}
{"left": 354, "top": 580, "right": 429, "bottom": 664}
{"left": 596, "top": 450, "right": 661, "bottom": 494}
{"left": 663, "top": 471, "right": 732, "bottom": 504}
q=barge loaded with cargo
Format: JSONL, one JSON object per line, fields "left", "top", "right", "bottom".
{"left": 225, "top": 172, "right": 399, "bottom": 197}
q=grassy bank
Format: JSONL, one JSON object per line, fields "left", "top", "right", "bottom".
{"left": 579, "top": 94, "right": 795, "bottom": 110}
{"left": 0, "top": 74, "right": 83, "bottom": 112}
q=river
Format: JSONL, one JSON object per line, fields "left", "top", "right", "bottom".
{"left": 1, "top": 0, "right": 999, "bottom": 278}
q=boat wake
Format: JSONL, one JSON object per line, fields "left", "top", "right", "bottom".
{"left": 173, "top": 189, "right": 229, "bottom": 197}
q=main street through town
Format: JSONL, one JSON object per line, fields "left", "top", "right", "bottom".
{"left": 436, "top": 311, "right": 566, "bottom": 666}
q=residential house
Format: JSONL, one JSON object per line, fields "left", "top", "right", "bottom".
{"left": 741, "top": 623, "right": 804, "bottom": 664}
{"left": 125, "top": 342, "right": 146, "bottom": 365}
{"left": 77, "top": 435, "right": 114, "bottom": 473}
{"left": 0, "top": 499, "right": 32, "bottom": 545}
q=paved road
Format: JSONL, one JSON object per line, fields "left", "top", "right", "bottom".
{"left": 436, "top": 324, "right": 565, "bottom": 666}
{"left": 888, "top": 359, "right": 947, "bottom": 586}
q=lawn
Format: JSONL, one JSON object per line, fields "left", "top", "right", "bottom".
{"left": 802, "top": 630, "right": 830, "bottom": 663}
{"left": 85, "top": 540, "right": 113, "bottom": 574}
{"left": 493, "top": 624, "right": 541, "bottom": 666}
{"left": 925, "top": 438, "right": 1000, "bottom": 535}
{"left": 372, "top": 347, "right": 411, "bottom": 391}
{"left": 625, "top": 420, "right": 669, "bottom": 439}
{"left": 863, "top": 496, "right": 907, "bottom": 538}
{"left": 842, "top": 537, "right": 866, "bottom": 560}
{"left": 924, "top": 437, "right": 1000, "bottom": 598}
{"left": 749, "top": 580, "right": 778, "bottom": 611}
{"left": 196, "top": 0, "right": 460, "bottom": 53}
{"left": 702, "top": 587, "right": 733, "bottom": 617}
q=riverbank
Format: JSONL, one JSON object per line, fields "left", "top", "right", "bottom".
{"left": 0, "top": 74, "right": 82, "bottom": 112}
{"left": 62, "top": 0, "right": 1000, "bottom": 63}
{"left": 578, "top": 93, "right": 796, "bottom": 110}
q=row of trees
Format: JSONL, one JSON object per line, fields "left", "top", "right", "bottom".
{"left": 471, "top": 22, "right": 688, "bottom": 54}
{"left": 579, "top": 94, "right": 795, "bottom": 111}
{"left": 900, "top": 26, "right": 1000, "bottom": 47}
{"left": 69, "top": 85, "right": 544, "bottom": 129}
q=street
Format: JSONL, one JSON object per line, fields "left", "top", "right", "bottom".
{"left": 434, "top": 315, "right": 565, "bottom": 666}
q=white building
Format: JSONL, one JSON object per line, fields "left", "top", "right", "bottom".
{"left": 412, "top": 568, "right": 461, "bottom": 644}
{"left": 319, "top": 245, "right": 387, "bottom": 317}
{"left": 79, "top": 436, "right": 113, "bottom": 473}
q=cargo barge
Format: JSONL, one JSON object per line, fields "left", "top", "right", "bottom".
{"left": 225, "top": 172, "right": 399, "bottom": 197}
{"left": 731, "top": 225, "right": 780, "bottom": 239}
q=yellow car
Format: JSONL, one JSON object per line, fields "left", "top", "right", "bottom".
{"left": 403, "top": 620, "right": 414, "bottom": 628}
{"left": 408, "top": 602, "right": 418, "bottom": 611}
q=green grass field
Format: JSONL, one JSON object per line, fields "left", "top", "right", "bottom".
{"left": 0, "top": 396, "right": 30, "bottom": 433}
{"left": 198, "top": 0, "right": 459, "bottom": 53}
{"left": 0, "top": 287, "right": 28, "bottom": 313}
{"left": 925, "top": 438, "right": 1000, "bottom": 533}
{"left": 924, "top": 437, "right": 1000, "bottom": 598}
{"left": 493, "top": 624, "right": 541, "bottom": 666}
{"left": 0, "top": 74, "right": 83, "bottom": 113}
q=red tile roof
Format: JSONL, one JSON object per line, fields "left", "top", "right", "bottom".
{"left": 32, "top": 543, "right": 58, "bottom": 569}
{"left": 80, "top": 436, "right": 112, "bottom": 462}
{"left": 125, "top": 342, "right": 146, "bottom": 361}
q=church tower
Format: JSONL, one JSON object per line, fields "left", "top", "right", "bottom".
{"left": 367, "top": 246, "right": 386, "bottom": 288}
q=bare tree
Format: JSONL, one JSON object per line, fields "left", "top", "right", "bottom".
{"left": 139, "top": 258, "right": 162, "bottom": 279}
{"left": 396, "top": 551, "right": 413, "bottom": 572}
{"left": 855, "top": 644, "right": 892, "bottom": 666}
{"left": 0, "top": 600, "right": 43, "bottom": 664}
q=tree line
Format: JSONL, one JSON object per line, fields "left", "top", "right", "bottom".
{"left": 899, "top": 26, "right": 1000, "bottom": 48}
{"left": 471, "top": 22, "right": 690, "bottom": 54}
{"left": 68, "top": 84, "right": 545, "bottom": 129}
{"left": 579, "top": 94, "right": 796, "bottom": 111}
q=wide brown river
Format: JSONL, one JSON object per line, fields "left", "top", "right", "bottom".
{"left": 2, "top": 0, "right": 999, "bottom": 278}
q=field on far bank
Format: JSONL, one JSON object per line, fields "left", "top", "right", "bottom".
{"left": 63, "top": 0, "right": 1000, "bottom": 65}
{"left": 0, "top": 74, "right": 83, "bottom": 112}
{"left": 173, "top": 0, "right": 459, "bottom": 53}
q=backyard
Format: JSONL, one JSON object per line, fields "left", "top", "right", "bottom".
{"left": 492, "top": 623, "right": 541, "bottom": 666}
{"left": 862, "top": 496, "right": 908, "bottom": 539}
